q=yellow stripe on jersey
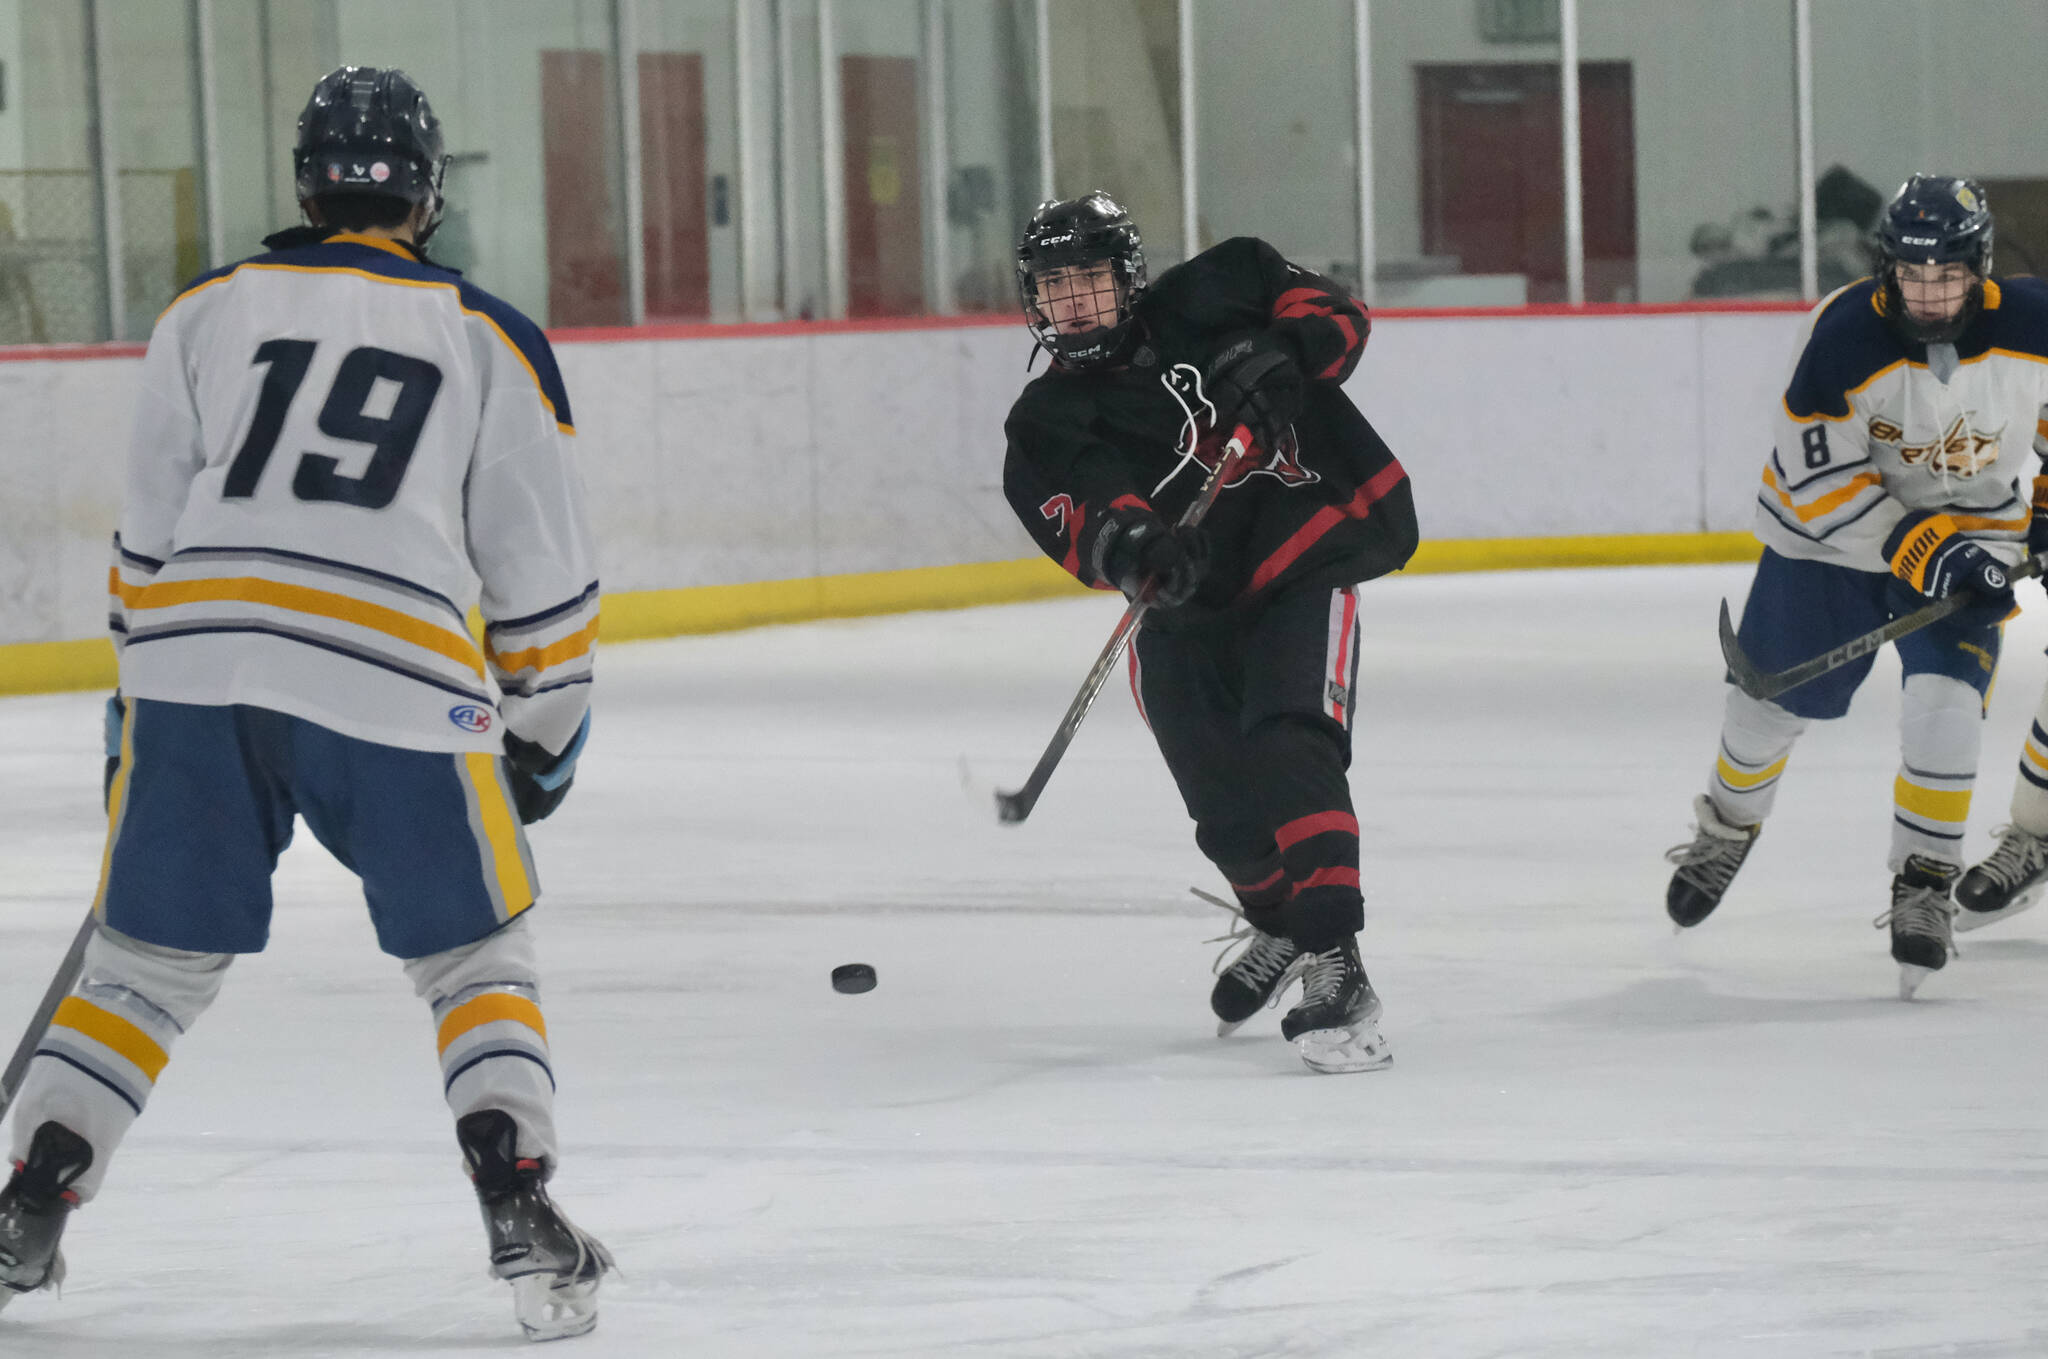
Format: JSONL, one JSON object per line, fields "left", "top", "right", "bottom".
{"left": 1762, "top": 463, "right": 1884, "bottom": 523}
{"left": 158, "top": 257, "right": 574, "bottom": 435}
{"left": 114, "top": 571, "right": 486, "bottom": 679}
{"left": 436, "top": 991, "right": 548, "bottom": 1056}
{"left": 2023, "top": 739, "right": 2048, "bottom": 775}
{"left": 1949, "top": 510, "right": 2030, "bottom": 534}
{"left": 1894, "top": 775, "right": 1972, "bottom": 824}
{"left": 463, "top": 752, "right": 535, "bottom": 916}
{"left": 51, "top": 997, "right": 169, "bottom": 1081}
{"left": 1716, "top": 754, "right": 1788, "bottom": 790}
{"left": 487, "top": 617, "right": 601, "bottom": 674}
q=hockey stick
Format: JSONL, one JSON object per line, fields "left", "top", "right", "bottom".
{"left": 995, "top": 425, "right": 1256, "bottom": 824}
{"left": 0, "top": 910, "right": 96, "bottom": 1122}
{"left": 1718, "top": 550, "right": 2048, "bottom": 702}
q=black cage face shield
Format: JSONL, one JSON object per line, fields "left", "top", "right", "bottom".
{"left": 1015, "top": 193, "right": 1147, "bottom": 367}
{"left": 1876, "top": 175, "right": 1992, "bottom": 344}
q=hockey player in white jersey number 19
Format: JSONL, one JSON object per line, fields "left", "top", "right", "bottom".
{"left": 0, "top": 68, "right": 612, "bottom": 1340}
{"left": 1664, "top": 174, "right": 2048, "bottom": 1000}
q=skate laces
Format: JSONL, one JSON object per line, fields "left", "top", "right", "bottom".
{"left": 1195, "top": 888, "right": 1301, "bottom": 983}
{"left": 1975, "top": 825, "right": 2048, "bottom": 888}
{"left": 1664, "top": 825, "right": 1750, "bottom": 895}
{"left": 1873, "top": 877, "right": 1959, "bottom": 945}
{"left": 1296, "top": 947, "right": 1352, "bottom": 1008}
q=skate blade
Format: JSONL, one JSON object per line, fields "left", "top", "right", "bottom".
{"left": 1293, "top": 1021, "right": 1393, "bottom": 1074}
{"left": 512, "top": 1273, "right": 600, "bottom": 1343}
{"left": 1897, "top": 963, "right": 1938, "bottom": 1001}
{"left": 1955, "top": 889, "right": 2042, "bottom": 934}
{"left": 1216, "top": 1016, "right": 1248, "bottom": 1037}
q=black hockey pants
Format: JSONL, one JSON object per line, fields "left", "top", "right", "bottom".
{"left": 1130, "top": 584, "right": 1366, "bottom": 951}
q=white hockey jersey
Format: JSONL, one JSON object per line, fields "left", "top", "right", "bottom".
{"left": 1756, "top": 275, "right": 2048, "bottom": 575}
{"left": 110, "top": 230, "right": 597, "bottom": 756}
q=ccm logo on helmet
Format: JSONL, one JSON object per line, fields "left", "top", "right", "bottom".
{"left": 448, "top": 704, "right": 494, "bottom": 733}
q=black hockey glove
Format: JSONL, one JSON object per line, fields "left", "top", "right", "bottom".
{"left": 1096, "top": 507, "right": 1208, "bottom": 607}
{"left": 1885, "top": 511, "right": 2015, "bottom": 629}
{"left": 1203, "top": 331, "right": 1303, "bottom": 453}
{"left": 102, "top": 693, "right": 124, "bottom": 810}
{"left": 502, "top": 713, "right": 590, "bottom": 825}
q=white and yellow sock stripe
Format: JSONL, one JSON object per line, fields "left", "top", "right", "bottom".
{"left": 1711, "top": 741, "right": 1790, "bottom": 821}
{"left": 434, "top": 984, "right": 554, "bottom": 1098}
{"left": 1893, "top": 762, "right": 1973, "bottom": 853}
{"left": 34, "top": 990, "right": 174, "bottom": 1117}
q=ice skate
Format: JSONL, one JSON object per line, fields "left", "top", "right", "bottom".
{"left": 1875, "top": 855, "right": 1961, "bottom": 1000}
{"left": 0, "top": 1122, "right": 93, "bottom": 1312}
{"left": 1955, "top": 825, "right": 2048, "bottom": 933}
{"left": 1279, "top": 938, "right": 1391, "bottom": 1074}
{"left": 1664, "top": 794, "right": 1760, "bottom": 928}
{"left": 1197, "top": 888, "right": 1309, "bottom": 1036}
{"left": 457, "top": 1110, "right": 614, "bottom": 1342}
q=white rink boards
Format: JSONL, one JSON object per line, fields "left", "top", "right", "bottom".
{"left": 3, "top": 563, "right": 2047, "bottom": 1357}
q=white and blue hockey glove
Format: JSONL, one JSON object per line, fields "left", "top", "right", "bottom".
{"left": 1884, "top": 510, "right": 2015, "bottom": 628}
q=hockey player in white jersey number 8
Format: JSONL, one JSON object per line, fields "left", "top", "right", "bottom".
{"left": 1665, "top": 174, "right": 2048, "bottom": 999}
{"left": 0, "top": 68, "right": 612, "bottom": 1340}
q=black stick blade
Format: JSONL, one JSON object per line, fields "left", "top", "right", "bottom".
{"left": 995, "top": 787, "right": 1032, "bottom": 823}
{"left": 1717, "top": 598, "right": 1772, "bottom": 700}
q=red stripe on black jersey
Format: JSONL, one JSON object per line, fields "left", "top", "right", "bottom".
{"left": 1239, "top": 458, "right": 1410, "bottom": 600}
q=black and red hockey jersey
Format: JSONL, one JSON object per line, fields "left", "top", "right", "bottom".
{"left": 1003, "top": 236, "right": 1417, "bottom": 627}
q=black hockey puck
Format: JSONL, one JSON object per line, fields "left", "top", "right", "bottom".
{"left": 831, "top": 963, "right": 877, "bottom": 994}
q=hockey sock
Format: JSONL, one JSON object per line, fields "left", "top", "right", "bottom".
{"left": 1707, "top": 687, "right": 1807, "bottom": 827}
{"left": 405, "top": 915, "right": 558, "bottom": 1167}
{"left": 1242, "top": 717, "right": 1363, "bottom": 951}
{"left": 1891, "top": 672, "right": 1983, "bottom": 870}
{"left": 2005, "top": 683, "right": 2048, "bottom": 837}
{"left": 7, "top": 925, "right": 230, "bottom": 1203}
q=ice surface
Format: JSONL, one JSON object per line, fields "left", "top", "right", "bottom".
{"left": 3, "top": 564, "right": 2047, "bottom": 1356}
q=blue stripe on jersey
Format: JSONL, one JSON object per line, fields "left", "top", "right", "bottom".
{"left": 489, "top": 581, "right": 603, "bottom": 634}
{"left": 123, "top": 623, "right": 495, "bottom": 705}
{"left": 114, "top": 535, "right": 166, "bottom": 571}
{"left": 161, "top": 236, "right": 574, "bottom": 431}
{"left": 1782, "top": 280, "right": 1908, "bottom": 420}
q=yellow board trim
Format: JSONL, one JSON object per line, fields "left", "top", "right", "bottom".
{"left": 436, "top": 991, "right": 548, "bottom": 1056}
{"left": 463, "top": 752, "right": 535, "bottom": 916}
{"left": 51, "top": 996, "right": 169, "bottom": 1082}
{"left": 2, "top": 532, "right": 1766, "bottom": 695}
{"left": 1893, "top": 776, "right": 1973, "bottom": 825}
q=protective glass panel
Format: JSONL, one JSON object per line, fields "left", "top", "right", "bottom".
{"left": 941, "top": 0, "right": 1039, "bottom": 315}
{"left": 1045, "top": 0, "right": 1184, "bottom": 268}
{"left": 637, "top": 1, "right": 740, "bottom": 322}
{"left": 330, "top": 0, "right": 629, "bottom": 328}
{"left": 0, "top": 0, "right": 107, "bottom": 342}
{"left": 1580, "top": 0, "right": 1797, "bottom": 303}
{"left": 832, "top": 0, "right": 927, "bottom": 318}
{"left": 1192, "top": 0, "right": 1358, "bottom": 293}
{"left": 207, "top": 1, "right": 342, "bottom": 267}
{"left": 1813, "top": 0, "right": 2048, "bottom": 286}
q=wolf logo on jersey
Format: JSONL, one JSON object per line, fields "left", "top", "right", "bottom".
{"left": 1866, "top": 412, "right": 2005, "bottom": 477}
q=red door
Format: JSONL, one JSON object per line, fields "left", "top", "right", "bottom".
{"left": 1418, "top": 63, "right": 1636, "bottom": 303}
{"left": 540, "top": 50, "right": 625, "bottom": 326}
{"left": 840, "top": 55, "right": 924, "bottom": 317}
{"left": 640, "top": 52, "right": 710, "bottom": 320}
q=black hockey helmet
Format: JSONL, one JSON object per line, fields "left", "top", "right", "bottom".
{"left": 1875, "top": 174, "right": 1993, "bottom": 343}
{"left": 293, "top": 66, "right": 448, "bottom": 240}
{"left": 1016, "top": 191, "right": 1147, "bottom": 368}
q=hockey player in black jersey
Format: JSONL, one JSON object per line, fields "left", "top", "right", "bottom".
{"left": 1002, "top": 192, "right": 1417, "bottom": 1074}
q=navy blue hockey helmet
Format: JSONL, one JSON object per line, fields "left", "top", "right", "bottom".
{"left": 1016, "top": 191, "right": 1147, "bottom": 368}
{"left": 1875, "top": 174, "right": 1993, "bottom": 343}
{"left": 293, "top": 66, "right": 448, "bottom": 240}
